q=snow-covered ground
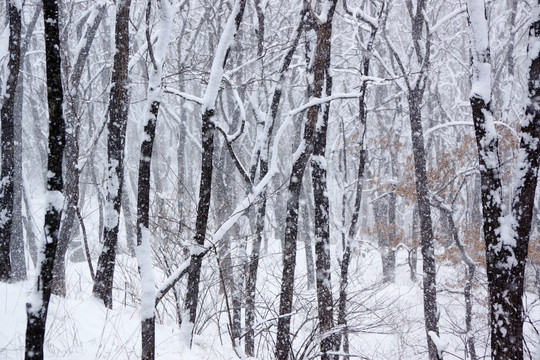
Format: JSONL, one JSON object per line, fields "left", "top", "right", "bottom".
{"left": 1, "top": 246, "right": 539, "bottom": 359}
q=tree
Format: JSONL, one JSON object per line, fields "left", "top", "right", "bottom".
{"left": 52, "top": 2, "right": 107, "bottom": 296}
{"left": 181, "top": 0, "right": 247, "bottom": 345}
{"left": 244, "top": 5, "right": 308, "bottom": 355}
{"left": 25, "top": 0, "right": 66, "bottom": 357}
{"left": 0, "top": 0, "right": 22, "bottom": 282}
{"left": 136, "top": 0, "right": 173, "bottom": 358}
{"left": 275, "top": 1, "right": 338, "bottom": 359}
{"left": 92, "top": 0, "right": 132, "bottom": 308}
{"left": 309, "top": 5, "right": 338, "bottom": 358}
{"left": 384, "top": 0, "right": 441, "bottom": 357}
{"left": 467, "top": 1, "right": 540, "bottom": 358}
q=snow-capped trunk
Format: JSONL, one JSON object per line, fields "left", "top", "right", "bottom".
{"left": 275, "top": 2, "right": 338, "bottom": 359}
{"left": 0, "top": 0, "right": 22, "bottom": 282}
{"left": 465, "top": 0, "right": 540, "bottom": 358}
{"left": 135, "top": 1, "right": 173, "bottom": 358}
{"left": 182, "top": 0, "right": 246, "bottom": 346}
{"left": 93, "top": 0, "right": 132, "bottom": 309}
{"left": 25, "top": 0, "right": 66, "bottom": 357}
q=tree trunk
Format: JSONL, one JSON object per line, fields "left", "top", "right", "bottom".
{"left": 467, "top": 1, "right": 540, "bottom": 358}
{"left": 136, "top": 1, "right": 172, "bottom": 357}
{"left": 181, "top": 0, "right": 246, "bottom": 345}
{"left": 93, "top": 0, "right": 132, "bottom": 309}
{"left": 10, "top": 5, "right": 40, "bottom": 281}
{"left": 408, "top": 89, "right": 440, "bottom": 360}
{"left": 0, "top": 0, "right": 22, "bottom": 282}
{"left": 53, "top": 3, "right": 107, "bottom": 296}
{"left": 25, "top": 0, "right": 66, "bottom": 357}
{"left": 275, "top": 2, "right": 337, "bottom": 359}
{"left": 311, "top": 39, "right": 337, "bottom": 359}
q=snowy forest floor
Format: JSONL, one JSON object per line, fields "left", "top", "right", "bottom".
{"left": 2, "top": 246, "right": 540, "bottom": 359}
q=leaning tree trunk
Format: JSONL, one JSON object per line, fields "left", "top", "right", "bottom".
{"left": 181, "top": 0, "right": 246, "bottom": 346}
{"left": 275, "top": 2, "right": 337, "bottom": 359}
{"left": 25, "top": 0, "right": 66, "bottom": 358}
{"left": 93, "top": 0, "right": 132, "bottom": 309}
{"left": 0, "top": 0, "right": 22, "bottom": 282}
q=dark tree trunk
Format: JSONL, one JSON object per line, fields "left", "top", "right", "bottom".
{"left": 468, "top": 3, "right": 540, "bottom": 358}
{"left": 136, "top": 2, "right": 172, "bottom": 357}
{"left": 408, "top": 89, "right": 440, "bottom": 360}
{"left": 275, "top": 2, "right": 337, "bottom": 359}
{"left": 137, "top": 92, "right": 160, "bottom": 360}
{"left": 336, "top": 4, "right": 382, "bottom": 353}
{"left": 10, "top": 5, "right": 40, "bottom": 281}
{"left": 0, "top": 0, "right": 22, "bottom": 282}
{"left": 184, "top": 107, "right": 214, "bottom": 324}
{"left": 310, "top": 39, "right": 337, "bottom": 359}
{"left": 182, "top": 0, "right": 246, "bottom": 344}
{"left": 25, "top": 0, "right": 66, "bottom": 357}
{"left": 93, "top": 0, "right": 132, "bottom": 309}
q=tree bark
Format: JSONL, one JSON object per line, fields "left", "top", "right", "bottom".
{"left": 310, "top": 33, "right": 337, "bottom": 359}
{"left": 408, "top": 89, "right": 440, "bottom": 360}
{"left": 10, "top": 4, "right": 40, "bottom": 281}
{"left": 0, "top": 0, "right": 22, "bottom": 282}
{"left": 25, "top": 0, "right": 66, "bottom": 357}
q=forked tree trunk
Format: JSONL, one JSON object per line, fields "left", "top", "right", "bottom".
{"left": 25, "top": 0, "right": 66, "bottom": 357}
{"left": 336, "top": 3, "right": 383, "bottom": 355}
{"left": 467, "top": 1, "right": 540, "bottom": 358}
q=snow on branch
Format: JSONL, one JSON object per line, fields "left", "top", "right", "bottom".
{"left": 163, "top": 86, "right": 203, "bottom": 104}
{"left": 425, "top": 120, "right": 518, "bottom": 139}
{"left": 288, "top": 92, "right": 363, "bottom": 116}
{"left": 342, "top": 0, "right": 378, "bottom": 28}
